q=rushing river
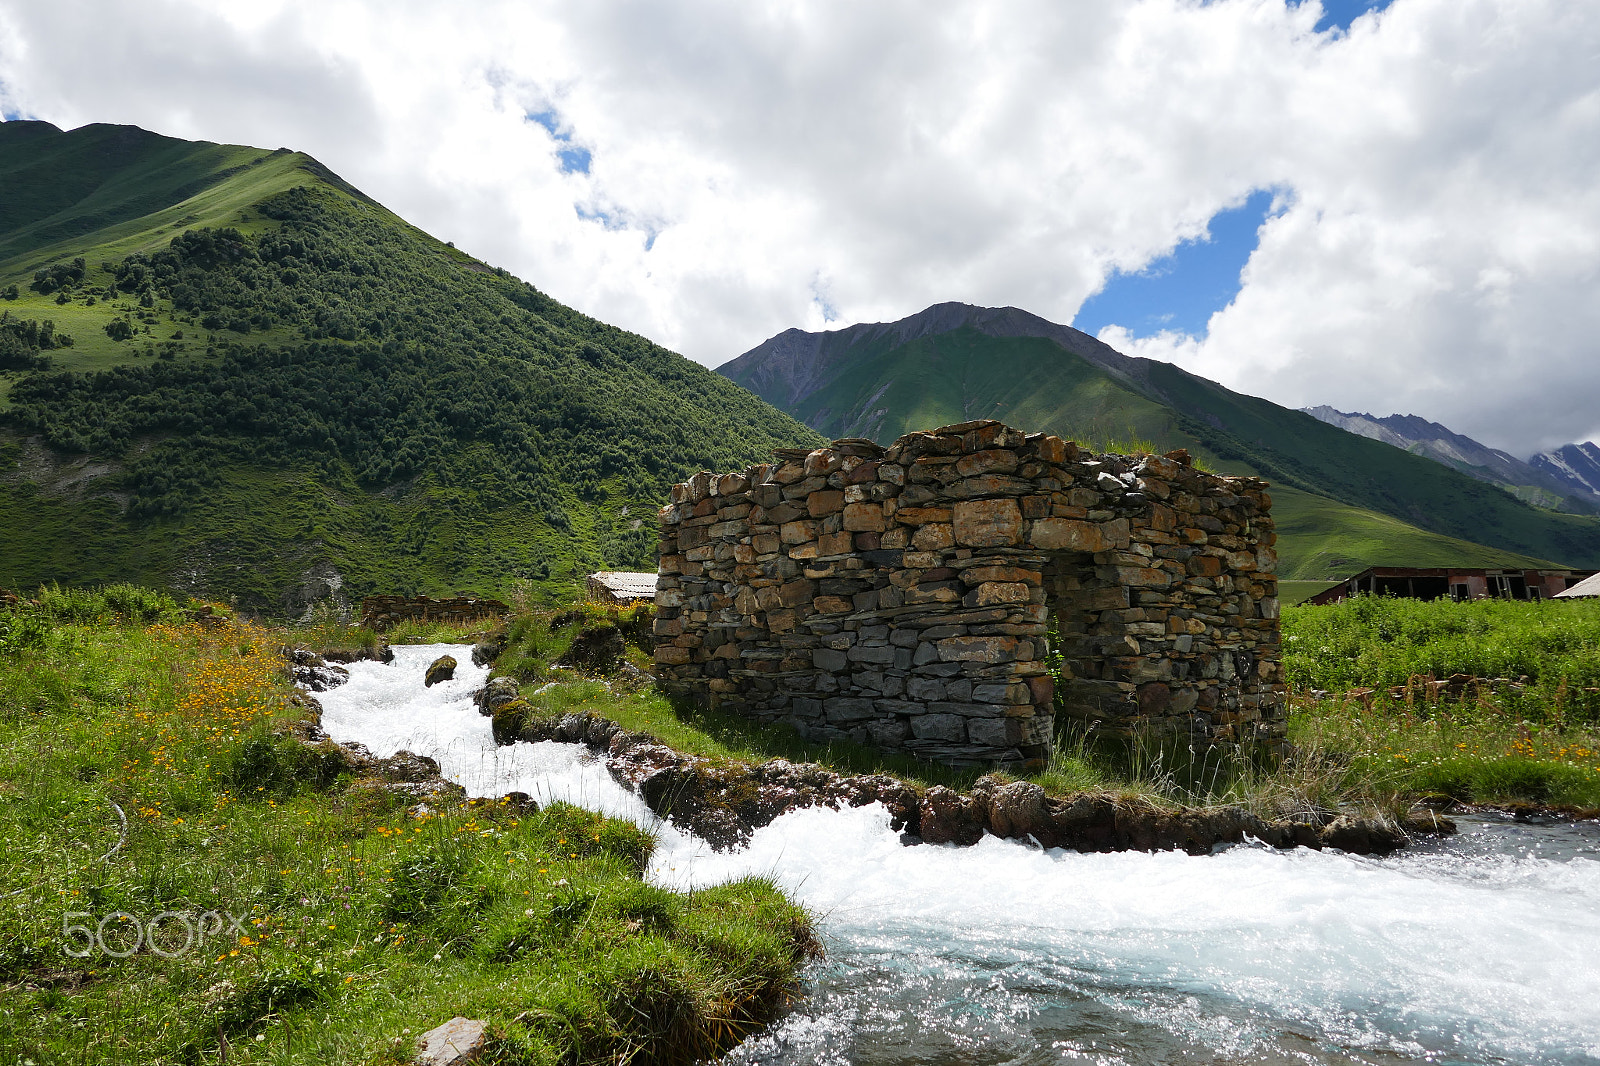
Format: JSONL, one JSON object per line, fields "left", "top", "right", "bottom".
{"left": 315, "top": 645, "right": 1600, "bottom": 1066}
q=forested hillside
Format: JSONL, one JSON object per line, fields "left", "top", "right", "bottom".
{"left": 0, "top": 121, "right": 824, "bottom": 612}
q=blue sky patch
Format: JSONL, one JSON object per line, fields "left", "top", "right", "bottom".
{"left": 576, "top": 204, "right": 623, "bottom": 229}
{"left": 0, "top": 82, "right": 28, "bottom": 122}
{"left": 1072, "top": 188, "right": 1277, "bottom": 340}
{"left": 526, "top": 108, "right": 591, "bottom": 174}
{"left": 811, "top": 279, "right": 839, "bottom": 324}
{"left": 1310, "top": 0, "right": 1391, "bottom": 34}
{"left": 556, "top": 145, "right": 591, "bottom": 175}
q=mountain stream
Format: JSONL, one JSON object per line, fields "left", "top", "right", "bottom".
{"left": 313, "top": 644, "right": 1600, "bottom": 1065}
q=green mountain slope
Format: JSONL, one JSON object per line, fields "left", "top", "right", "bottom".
{"left": 718, "top": 303, "right": 1599, "bottom": 577}
{"left": 1137, "top": 361, "right": 1600, "bottom": 570}
{"left": 741, "top": 325, "right": 1197, "bottom": 450}
{"left": 0, "top": 120, "right": 824, "bottom": 612}
{"left": 0, "top": 121, "right": 346, "bottom": 269}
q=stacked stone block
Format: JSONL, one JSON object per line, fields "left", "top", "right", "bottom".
{"left": 652, "top": 420, "right": 1284, "bottom": 769}
{"left": 360, "top": 595, "right": 509, "bottom": 631}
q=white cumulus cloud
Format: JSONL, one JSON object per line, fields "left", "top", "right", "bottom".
{"left": 1, "top": 0, "right": 1597, "bottom": 455}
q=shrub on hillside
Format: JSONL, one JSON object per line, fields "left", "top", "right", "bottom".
{"left": 27, "top": 583, "right": 187, "bottom": 626}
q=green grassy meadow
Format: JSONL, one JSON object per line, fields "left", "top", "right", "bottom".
{"left": 0, "top": 589, "right": 815, "bottom": 1065}
{"left": 1267, "top": 484, "right": 1558, "bottom": 580}
{"left": 1283, "top": 595, "right": 1600, "bottom": 809}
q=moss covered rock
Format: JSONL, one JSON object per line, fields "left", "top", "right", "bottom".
{"left": 491, "top": 698, "right": 534, "bottom": 744}
{"left": 424, "top": 655, "right": 457, "bottom": 687}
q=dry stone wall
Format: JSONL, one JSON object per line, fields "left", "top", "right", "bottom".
{"left": 361, "top": 595, "right": 509, "bottom": 631}
{"left": 652, "top": 420, "right": 1284, "bottom": 770}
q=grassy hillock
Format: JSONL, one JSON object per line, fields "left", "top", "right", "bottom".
{"left": 0, "top": 121, "right": 824, "bottom": 612}
{"left": 1269, "top": 484, "right": 1557, "bottom": 579}
{"left": 0, "top": 588, "right": 816, "bottom": 1064}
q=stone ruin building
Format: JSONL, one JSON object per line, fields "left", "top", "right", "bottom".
{"left": 651, "top": 420, "right": 1285, "bottom": 770}
{"left": 361, "top": 594, "right": 509, "bottom": 631}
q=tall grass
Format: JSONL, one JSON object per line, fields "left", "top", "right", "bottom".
{"left": 1284, "top": 596, "right": 1600, "bottom": 808}
{"left": 1283, "top": 595, "right": 1600, "bottom": 723}
{"left": 0, "top": 606, "right": 815, "bottom": 1064}
{"left": 15, "top": 582, "right": 190, "bottom": 626}
{"left": 1031, "top": 721, "right": 1402, "bottom": 820}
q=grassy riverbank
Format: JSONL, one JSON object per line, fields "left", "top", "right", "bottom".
{"left": 487, "top": 597, "right": 1600, "bottom": 819}
{"left": 1282, "top": 595, "right": 1600, "bottom": 810}
{"left": 0, "top": 587, "right": 816, "bottom": 1065}
{"left": 483, "top": 604, "right": 1386, "bottom": 821}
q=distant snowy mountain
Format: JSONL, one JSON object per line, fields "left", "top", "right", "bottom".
{"left": 1301, "top": 406, "right": 1600, "bottom": 512}
{"left": 1531, "top": 442, "right": 1600, "bottom": 502}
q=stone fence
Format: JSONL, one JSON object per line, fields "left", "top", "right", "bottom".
{"left": 652, "top": 420, "right": 1284, "bottom": 770}
{"left": 360, "top": 595, "right": 509, "bottom": 631}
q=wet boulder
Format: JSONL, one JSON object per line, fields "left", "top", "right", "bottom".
{"left": 837, "top": 772, "right": 921, "bottom": 834}
{"left": 424, "top": 655, "right": 458, "bottom": 687}
{"left": 981, "top": 779, "right": 1052, "bottom": 844}
{"left": 375, "top": 750, "right": 443, "bottom": 782}
{"left": 1321, "top": 815, "right": 1407, "bottom": 855}
{"left": 474, "top": 676, "right": 520, "bottom": 717}
{"left": 555, "top": 624, "right": 626, "bottom": 674}
{"left": 282, "top": 647, "right": 350, "bottom": 692}
{"left": 1046, "top": 794, "right": 1118, "bottom": 851}
{"left": 470, "top": 637, "right": 505, "bottom": 667}
{"left": 917, "top": 785, "right": 986, "bottom": 846}
{"left": 489, "top": 699, "right": 534, "bottom": 744}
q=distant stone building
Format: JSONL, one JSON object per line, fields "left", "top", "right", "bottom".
{"left": 1305, "top": 566, "right": 1595, "bottom": 605}
{"left": 360, "top": 594, "right": 508, "bottom": 630}
{"left": 586, "top": 571, "right": 658, "bottom": 605}
{"left": 652, "top": 421, "right": 1283, "bottom": 770}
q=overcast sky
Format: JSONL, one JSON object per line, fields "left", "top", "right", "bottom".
{"left": 2, "top": 0, "right": 1597, "bottom": 456}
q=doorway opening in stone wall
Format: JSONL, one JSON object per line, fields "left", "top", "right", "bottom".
{"left": 1038, "top": 548, "right": 1225, "bottom": 795}
{"left": 1039, "top": 549, "right": 1121, "bottom": 756}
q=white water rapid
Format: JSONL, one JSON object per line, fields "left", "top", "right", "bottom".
{"left": 315, "top": 645, "right": 1600, "bottom": 1065}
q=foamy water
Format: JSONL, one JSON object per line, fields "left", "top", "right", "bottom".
{"left": 315, "top": 645, "right": 1600, "bottom": 1065}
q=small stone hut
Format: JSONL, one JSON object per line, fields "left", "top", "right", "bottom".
{"left": 652, "top": 420, "right": 1284, "bottom": 769}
